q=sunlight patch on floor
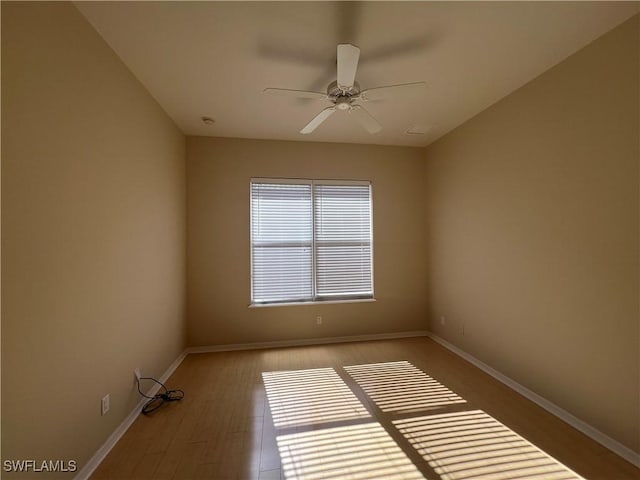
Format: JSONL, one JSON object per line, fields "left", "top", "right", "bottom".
{"left": 344, "top": 361, "right": 466, "bottom": 413}
{"left": 262, "top": 367, "right": 370, "bottom": 428}
{"left": 277, "top": 422, "right": 426, "bottom": 480}
{"left": 394, "top": 410, "right": 584, "bottom": 480}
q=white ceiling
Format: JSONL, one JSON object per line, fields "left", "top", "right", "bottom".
{"left": 75, "top": 1, "right": 638, "bottom": 147}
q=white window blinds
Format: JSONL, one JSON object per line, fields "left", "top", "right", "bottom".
{"left": 251, "top": 179, "right": 373, "bottom": 305}
{"left": 251, "top": 182, "right": 313, "bottom": 303}
{"left": 314, "top": 184, "right": 372, "bottom": 298}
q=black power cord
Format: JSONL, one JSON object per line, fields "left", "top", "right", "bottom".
{"left": 136, "top": 376, "right": 184, "bottom": 415}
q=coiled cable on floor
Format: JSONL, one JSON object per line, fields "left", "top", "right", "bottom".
{"left": 136, "top": 376, "right": 184, "bottom": 415}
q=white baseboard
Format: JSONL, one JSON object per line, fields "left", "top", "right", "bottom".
{"left": 426, "top": 332, "right": 640, "bottom": 468}
{"left": 74, "top": 350, "right": 188, "bottom": 480}
{"left": 77, "top": 330, "right": 638, "bottom": 477}
{"left": 186, "top": 330, "right": 430, "bottom": 354}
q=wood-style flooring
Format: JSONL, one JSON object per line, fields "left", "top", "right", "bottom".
{"left": 90, "top": 337, "right": 639, "bottom": 479}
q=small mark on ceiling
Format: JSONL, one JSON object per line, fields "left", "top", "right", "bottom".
{"left": 405, "top": 124, "right": 432, "bottom": 135}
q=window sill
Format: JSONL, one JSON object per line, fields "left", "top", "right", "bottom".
{"left": 249, "top": 298, "right": 376, "bottom": 308}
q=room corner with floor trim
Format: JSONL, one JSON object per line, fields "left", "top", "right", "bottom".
{"left": 426, "top": 333, "right": 640, "bottom": 468}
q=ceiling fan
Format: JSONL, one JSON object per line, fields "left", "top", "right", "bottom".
{"left": 263, "top": 44, "right": 425, "bottom": 135}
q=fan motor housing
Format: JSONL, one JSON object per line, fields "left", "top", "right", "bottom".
{"left": 327, "top": 80, "right": 360, "bottom": 100}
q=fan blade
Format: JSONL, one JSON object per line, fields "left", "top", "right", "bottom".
{"left": 360, "top": 82, "right": 426, "bottom": 101}
{"left": 337, "top": 44, "right": 360, "bottom": 89}
{"left": 263, "top": 88, "right": 327, "bottom": 100}
{"left": 349, "top": 105, "right": 382, "bottom": 134}
{"left": 301, "top": 107, "right": 336, "bottom": 134}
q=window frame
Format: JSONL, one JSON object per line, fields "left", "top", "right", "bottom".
{"left": 249, "top": 177, "right": 375, "bottom": 306}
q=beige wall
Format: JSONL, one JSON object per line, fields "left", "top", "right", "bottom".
{"left": 424, "top": 15, "right": 639, "bottom": 453}
{"left": 2, "top": 0, "right": 637, "bottom": 473}
{"left": 1, "top": 2, "right": 186, "bottom": 476}
{"left": 187, "top": 136, "right": 427, "bottom": 346}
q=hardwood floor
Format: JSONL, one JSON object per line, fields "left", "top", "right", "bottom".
{"left": 90, "top": 337, "right": 639, "bottom": 479}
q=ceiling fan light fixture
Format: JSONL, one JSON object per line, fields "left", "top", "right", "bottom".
{"left": 335, "top": 98, "right": 352, "bottom": 110}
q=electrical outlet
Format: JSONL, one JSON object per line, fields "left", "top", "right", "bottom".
{"left": 101, "top": 394, "right": 110, "bottom": 416}
{"left": 134, "top": 368, "right": 141, "bottom": 381}
{"left": 440, "top": 316, "right": 446, "bottom": 325}
{"left": 316, "top": 316, "right": 322, "bottom": 325}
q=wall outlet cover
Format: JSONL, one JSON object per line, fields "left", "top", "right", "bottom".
{"left": 101, "top": 394, "right": 110, "bottom": 416}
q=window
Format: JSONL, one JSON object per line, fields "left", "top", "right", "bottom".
{"left": 251, "top": 178, "right": 373, "bottom": 305}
